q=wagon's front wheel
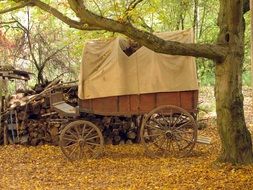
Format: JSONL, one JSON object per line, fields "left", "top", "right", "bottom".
{"left": 60, "top": 120, "right": 104, "bottom": 161}
{"left": 140, "top": 105, "right": 197, "bottom": 157}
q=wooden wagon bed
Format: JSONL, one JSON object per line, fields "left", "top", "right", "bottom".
{"left": 79, "top": 90, "right": 198, "bottom": 116}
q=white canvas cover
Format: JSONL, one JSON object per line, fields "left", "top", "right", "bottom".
{"left": 78, "top": 29, "right": 198, "bottom": 100}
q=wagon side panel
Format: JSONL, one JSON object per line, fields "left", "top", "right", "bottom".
{"left": 156, "top": 92, "right": 181, "bottom": 107}
{"left": 139, "top": 94, "right": 156, "bottom": 113}
{"left": 79, "top": 90, "right": 198, "bottom": 116}
{"left": 180, "top": 90, "right": 198, "bottom": 113}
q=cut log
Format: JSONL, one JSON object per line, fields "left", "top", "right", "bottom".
{"left": 17, "top": 111, "right": 27, "bottom": 121}
{"left": 127, "top": 131, "right": 136, "bottom": 140}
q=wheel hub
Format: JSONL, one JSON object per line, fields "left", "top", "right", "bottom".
{"left": 78, "top": 139, "right": 85, "bottom": 146}
{"left": 165, "top": 130, "right": 173, "bottom": 138}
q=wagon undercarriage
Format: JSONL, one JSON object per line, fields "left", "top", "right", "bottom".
{"left": 53, "top": 94, "right": 198, "bottom": 161}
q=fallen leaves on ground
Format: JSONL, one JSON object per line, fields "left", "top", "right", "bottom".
{"left": 0, "top": 125, "right": 253, "bottom": 190}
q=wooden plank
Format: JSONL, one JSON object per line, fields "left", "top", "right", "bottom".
{"left": 130, "top": 95, "right": 139, "bottom": 113}
{"left": 92, "top": 97, "right": 118, "bottom": 113}
{"left": 193, "top": 90, "right": 199, "bottom": 110}
{"left": 180, "top": 91, "right": 193, "bottom": 110}
{"left": 157, "top": 92, "right": 180, "bottom": 106}
{"left": 139, "top": 94, "right": 156, "bottom": 112}
{"left": 50, "top": 92, "right": 63, "bottom": 107}
{"left": 53, "top": 101, "right": 77, "bottom": 117}
{"left": 79, "top": 99, "right": 91, "bottom": 111}
{"left": 119, "top": 95, "right": 131, "bottom": 113}
{"left": 196, "top": 136, "right": 212, "bottom": 144}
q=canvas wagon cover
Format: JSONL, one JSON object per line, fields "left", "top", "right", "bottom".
{"left": 78, "top": 29, "right": 198, "bottom": 100}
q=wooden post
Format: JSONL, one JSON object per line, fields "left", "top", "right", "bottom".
{"left": 0, "top": 76, "right": 8, "bottom": 145}
{"left": 0, "top": 76, "right": 6, "bottom": 145}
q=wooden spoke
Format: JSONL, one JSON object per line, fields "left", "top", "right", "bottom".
{"left": 146, "top": 123, "right": 163, "bottom": 131}
{"left": 167, "top": 138, "right": 173, "bottom": 153}
{"left": 149, "top": 118, "right": 164, "bottom": 129}
{"left": 169, "top": 110, "right": 173, "bottom": 127}
{"left": 65, "top": 130, "right": 78, "bottom": 139}
{"left": 157, "top": 135, "right": 166, "bottom": 151}
{"left": 158, "top": 111, "right": 171, "bottom": 126}
{"left": 81, "top": 124, "right": 87, "bottom": 137}
{"left": 79, "top": 145, "right": 84, "bottom": 159}
{"left": 174, "top": 139, "right": 183, "bottom": 150}
{"left": 164, "top": 138, "right": 170, "bottom": 153}
{"left": 63, "top": 143, "right": 77, "bottom": 150}
{"left": 174, "top": 129, "right": 193, "bottom": 134}
{"left": 84, "top": 127, "right": 95, "bottom": 139}
{"left": 68, "top": 144, "right": 79, "bottom": 158}
{"left": 74, "top": 125, "right": 81, "bottom": 137}
{"left": 86, "top": 141, "right": 101, "bottom": 146}
{"left": 86, "top": 145, "right": 96, "bottom": 154}
{"left": 63, "top": 134, "right": 77, "bottom": 142}
{"left": 62, "top": 136, "right": 78, "bottom": 142}
{"left": 145, "top": 135, "right": 166, "bottom": 153}
{"left": 172, "top": 113, "right": 184, "bottom": 127}
{"left": 144, "top": 132, "right": 164, "bottom": 138}
{"left": 174, "top": 120, "right": 192, "bottom": 130}
{"left": 170, "top": 139, "right": 176, "bottom": 153}
{"left": 86, "top": 135, "right": 99, "bottom": 141}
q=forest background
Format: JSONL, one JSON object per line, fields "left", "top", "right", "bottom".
{"left": 1, "top": 0, "right": 252, "bottom": 88}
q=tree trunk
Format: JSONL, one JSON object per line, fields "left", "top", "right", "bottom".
{"left": 215, "top": 0, "right": 253, "bottom": 164}
{"left": 37, "top": 68, "right": 44, "bottom": 84}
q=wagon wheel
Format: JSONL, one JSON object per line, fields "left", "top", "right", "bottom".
{"left": 60, "top": 120, "right": 104, "bottom": 161}
{"left": 140, "top": 105, "right": 197, "bottom": 157}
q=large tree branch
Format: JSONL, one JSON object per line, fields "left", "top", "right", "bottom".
{"left": 0, "top": 20, "right": 18, "bottom": 25}
{"left": 67, "top": 0, "right": 228, "bottom": 62}
{"left": 0, "top": 0, "right": 101, "bottom": 30}
{"left": 32, "top": 0, "right": 102, "bottom": 30}
{"left": 0, "top": 1, "right": 32, "bottom": 14}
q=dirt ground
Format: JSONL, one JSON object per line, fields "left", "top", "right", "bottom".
{"left": 0, "top": 87, "right": 253, "bottom": 190}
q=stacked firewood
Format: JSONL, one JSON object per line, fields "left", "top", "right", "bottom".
{"left": 9, "top": 97, "right": 64, "bottom": 146}
{"left": 2, "top": 81, "right": 78, "bottom": 145}
{"left": 100, "top": 116, "right": 139, "bottom": 145}
{"left": 1, "top": 81, "right": 139, "bottom": 146}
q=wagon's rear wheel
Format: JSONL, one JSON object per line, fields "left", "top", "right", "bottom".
{"left": 140, "top": 105, "right": 197, "bottom": 157}
{"left": 60, "top": 120, "right": 104, "bottom": 161}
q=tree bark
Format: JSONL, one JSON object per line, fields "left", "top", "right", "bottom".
{"left": 216, "top": 0, "right": 253, "bottom": 164}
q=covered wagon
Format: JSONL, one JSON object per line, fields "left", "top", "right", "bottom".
{"left": 56, "top": 29, "right": 200, "bottom": 161}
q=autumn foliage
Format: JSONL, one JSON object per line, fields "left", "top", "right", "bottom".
{"left": 0, "top": 30, "right": 15, "bottom": 49}
{"left": 0, "top": 124, "right": 253, "bottom": 190}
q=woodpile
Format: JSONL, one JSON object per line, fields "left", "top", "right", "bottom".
{"left": 1, "top": 80, "right": 78, "bottom": 146}
{"left": 1, "top": 80, "right": 139, "bottom": 146}
{"left": 100, "top": 116, "right": 139, "bottom": 145}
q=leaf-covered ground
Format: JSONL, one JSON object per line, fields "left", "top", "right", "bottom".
{"left": 1, "top": 124, "right": 253, "bottom": 190}
{"left": 1, "top": 87, "right": 253, "bottom": 190}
